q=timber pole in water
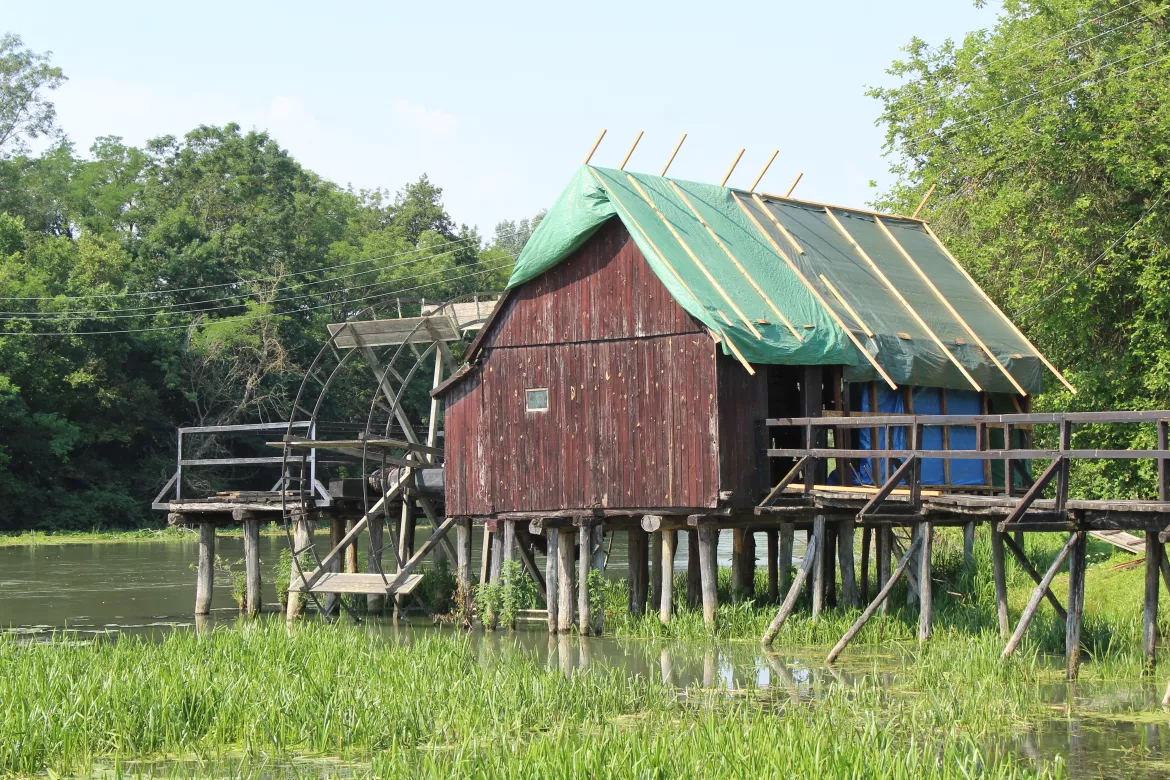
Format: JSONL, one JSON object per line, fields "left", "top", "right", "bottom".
{"left": 697, "top": 522, "right": 719, "bottom": 630}
{"left": 195, "top": 522, "right": 215, "bottom": 616}
{"left": 239, "top": 510, "right": 261, "bottom": 617}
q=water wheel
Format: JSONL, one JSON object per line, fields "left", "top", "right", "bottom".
{"left": 278, "top": 296, "right": 493, "bottom": 619}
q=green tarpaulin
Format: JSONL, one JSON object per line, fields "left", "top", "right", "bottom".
{"left": 509, "top": 165, "right": 1047, "bottom": 395}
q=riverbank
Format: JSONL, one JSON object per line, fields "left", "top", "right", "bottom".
{"left": 2, "top": 621, "right": 1069, "bottom": 778}
{"left": 0, "top": 525, "right": 291, "bottom": 547}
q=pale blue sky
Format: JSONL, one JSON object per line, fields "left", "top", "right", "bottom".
{"left": 6, "top": 1, "right": 1001, "bottom": 236}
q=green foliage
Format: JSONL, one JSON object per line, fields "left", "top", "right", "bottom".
{"left": 475, "top": 560, "right": 538, "bottom": 628}
{"left": 275, "top": 546, "right": 292, "bottom": 609}
{"left": 417, "top": 557, "right": 457, "bottom": 615}
{"left": 869, "top": 1, "right": 1170, "bottom": 499}
{"left": 0, "top": 33, "right": 65, "bottom": 155}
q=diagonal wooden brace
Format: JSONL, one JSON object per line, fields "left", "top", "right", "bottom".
{"left": 997, "top": 457, "right": 1065, "bottom": 533}
{"left": 857, "top": 455, "right": 918, "bottom": 521}
{"left": 760, "top": 456, "right": 809, "bottom": 506}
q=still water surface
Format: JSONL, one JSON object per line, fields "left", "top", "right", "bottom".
{"left": 3, "top": 532, "right": 1169, "bottom": 778}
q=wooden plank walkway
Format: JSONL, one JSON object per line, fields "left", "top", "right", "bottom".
{"left": 1090, "top": 529, "right": 1146, "bottom": 555}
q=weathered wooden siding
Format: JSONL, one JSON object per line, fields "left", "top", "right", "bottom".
{"left": 717, "top": 354, "right": 770, "bottom": 507}
{"left": 443, "top": 218, "right": 722, "bottom": 515}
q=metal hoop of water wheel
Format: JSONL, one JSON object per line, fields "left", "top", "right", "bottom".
{"left": 279, "top": 295, "right": 480, "bottom": 619}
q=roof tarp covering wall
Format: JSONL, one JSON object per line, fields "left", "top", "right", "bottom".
{"left": 509, "top": 165, "right": 1046, "bottom": 394}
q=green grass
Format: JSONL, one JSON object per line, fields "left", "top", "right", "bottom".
{"left": 0, "top": 524, "right": 291, "bottom": 547}
{"left": 0, "top": 621, "right": 1062, "bottom": 778}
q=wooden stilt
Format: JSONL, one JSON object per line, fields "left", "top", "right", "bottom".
{"left": 344, "top": 517, "right": 358, "bottom": 574}
{"left": 1003, "top": 533, "right": 1068, "bottom": 621}
{"left": 687, "top": 530, "right": 702, "bottom": 609}
{"left": 456, "top": 518, "right": 473, "bottom": 626}
{"left": 766, "top": 530, "right": 779, "bottom": 603}
{"left": 823, "top": 522, "right": 838, "bottom": 608}
{"left": 326, "top": 516, "right": 345, "bottom": 617}
{"left": 1067, "top": 531, "right": 1087, "bottom": 679}
{"left": 811, "top": 517, "right": 826, "bottom": 619}
{"left": 557, "top": 526, "right": 575, "bottom": 633}
{"left": 963, "top": 522, "right": 976, "bottom": 569}
{"left": 367, "top": 514, "right": 386, "bottom": 615}
{"left": 479, "top": 526, "right": 493, "bottom": 588}
{"left": 731, "top": 528, "right": 756, "bottom": 601}
{"left": 195, "top": 522, "right": 215, "bottom": 616}
{"left": 242, "top": 514, "right": 261, "bottom": 617}
{"left": 628, "top": 526, "right": 650, "bottom": 616}
{"left": 839, "top": 518, "right": 858, "bottom": 608}
{"left": 761, "top": 531, "right": 818, "bottom": 646}
{"left": 545, "top": 527, "right": 559, "bottom": 634}
{"left": 1145, "top": 531, "right": 1161, "bottom": 669}
{"left": 514, "top": 525, "right": 546, "bottom": 603}
{"left": 286, "top": 514, "right": 311, "bottom": 621}
{"left": 650, "top": 529, "right": 663, "bottom": 610}
{"left": 779, "top": 523, "right": 794, "bottom": 595}
{"left": 489, "top": 524, "right": 505, "bottom": 584}
{"left": 502, "top": 520, "right": 517, "bottom": 570}
{"left": 578, "top": 525, "right": 592, "bottom": 635}
{"left": 918, "top": 522, "right": 934, "bottom": 643}
{"left": 860, "top": 525, "right": 871, "bottom": 603}
{"left": 991, "top": 525, "right": 1011, "bottom": 639}
{"left": 1003, "top": 533, "right": 1078, "bottom": 659}
{"left": 697, "top": 523, "right": 719, "bottom": 629}
{"left": 877, "top": 526, "right": 892, "bottom": 614}
{"left": 591, "top": 525, "right": 605, "bottom": 635}
{"left": 906, "top": 524, "right": 921, "bottom": 607}
{"left": 660, "top": 529, "right": 676, "bottom": 624}
{"left": 826, "top": 533, "right": 921, "bottom": 663}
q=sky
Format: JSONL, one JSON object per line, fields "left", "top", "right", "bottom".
{"left": 6, "top": 0, "right": 1003, "bottom": 238}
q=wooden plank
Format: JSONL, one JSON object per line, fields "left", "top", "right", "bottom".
{"left": 195, "top": 523, "right": 215, "bottom": 616}
{"left": 823, "top": 207, "right": 981, "bottom": 392}
{"left": 326, "top": 317, "right": 460, "bottom": 348}
{"left": 922, "top": 222, "right": 1076, "bottom": 395}
{"left": 1002, "top": 534, "right": 1077, "bottom": 658}
{"left": 242, "top": 515, "right": 261, "bottom": 617}
{"left": 761, "top": 529, "right": 818, "bottom": 646}
{"left": 660, "top": 132, "right": 687, "bottom": 176}
{"left": 670, "top": 180, "right": 804, "bottom": 341}
{"left": 734, "top": 192, "right": 897, "bottom": 389}
{"left": 660, "top": 528, "right": 677, "bottom": 624}
{"left": 826, "top": 531, "right": 921, "bottom": 663}
{"left": 819, "top": 274, "right": 874, "bottom": 337}
{"left": 290, "top": 572, "right": 424, "bottom": 595}
{"left": 698, "top": 523, "right": 719, "bottom": 628}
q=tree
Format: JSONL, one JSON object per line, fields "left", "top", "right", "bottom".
{"left": 0, "top": 33, "right": 65, "bottom": 155}
{"left": 870, "top": 0, "right": 1170, "bottom": 497}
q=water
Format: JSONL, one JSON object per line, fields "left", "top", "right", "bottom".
{"left": 3, "top": 533, "right": 1169, "bottom": 778}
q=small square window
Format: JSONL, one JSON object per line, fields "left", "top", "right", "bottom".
{"left": 526, "top": 388, "right": 549, "bottom": 412}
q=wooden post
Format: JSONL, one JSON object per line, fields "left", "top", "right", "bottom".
{"left": 766, "top": 530, "right": 779, "bottom": 603}
{"left": 628, "top": 526, "right": 650, "bottom": 617}
{"left": 1145, "top": 531, "right": 1161, "bottom": 669}
{"left": 687, "top": 530, "right": 702, "bottom": 609}
{"left": 826, "top": 533, "right": 921, "bottom": 663}
{"left": 811, "top": 517, "right": 826, "bottom": 619}
{"left": 660, "top": 529, "right": 676, "bottom": 624}
{"left": 591, "top": 525, "right": 605, "bottom": 635}
{"left": 368, "top": 514, "right": 386, "bottom": 615}
{"left": 286, "top": 514, "right": 312, "bottom": 621}
{"left": 479, "top": 526, "right": 493, "bottom": 588}
{"left": 779, "top": 523, "right": 794, "bottom": 595}
{"left": 557, "top": 526, "right": 575, "bottom": 634}
{"left": 650, "top": 529, "right": 663, "bottom": 610}
{"left": 489, "top": 524, "right": 505, "bottom": 584}
{"left": 823, "top": 522, "right": 838, "bottom": 608}
{"left": 1003, "top": 533, "right": 1078, "bottom": 659}
{"left": 860, "top": 525, "right": 871, "bottom": 603}
{"left": 345, "top": 517, "right": 358, "bottom": 574}
{"left": 732, "top": 528, "right": 755, "bottom": 602}
{"left": 1067, "top": 531, "right": 1087, "bottom": 679}
{"left": 991, "top": 525, "right": 1011, "bottom": 639}
{"left": 877, "top": 526, "right": 892, "bottom": 614}
{"left": 195, "top": 522, "right": 215, "bottom": 616}
{"left": 838, "top": 517, "right": 858, "bottom": 608}
{"left": 242, "top": 514, "right": 261, "bottom": 617}
{"left": 762, "top": 531, "right": 818, "bottom": 646}
{"left": 545, "top": 527, "right": 559, "bottom": 634}
{"left": 697, "top": 523, "right": 719, "bottom": 630}
{"left": 456, "top": 518, "right": 473, "bottom": 625}
{"left": 918, "top": 522, "right": 933, "bottom": 643}
{"left": 906, "top": 524, "right": 921, "bottom": 607}
{"left": 325, "top": 516, "right": 345, "bottom": 617}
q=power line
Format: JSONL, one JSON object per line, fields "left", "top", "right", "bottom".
{"left": 1013, "top": 185, "right": 1169, "bottom": 318}
{"left": 0, "top": 233, "right": 483, "bottom": 302}
{"left": 1, "top": 241, "right": 501, "bottom": 320}
{"left": 0, "top": 256, "right": 516, "bottom": 337}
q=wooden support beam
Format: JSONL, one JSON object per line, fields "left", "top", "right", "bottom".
{"left": 286, "top": 515, "right": 312, "bottom": 621}
{"left": 918, "top": 522, "right": 934, "bottom": 643}
{"left": 922, "top": 222, "right": 1076, "bottom": 395}
{"left": 698, "top": 524, "right": 720, "bottom": 629}
{"left": 877, "top": 526, "right": 892, "bottom": 614}
{"left": 628, "top": 526, "right": 650, "bottom": 617}
{"left": 687, "top": 530, "right": 701, "bottom": 609}
{"left": 583, "top": 128, "right": 606, "bottom": 164}
{"left": 578, "top": 525, "right": 593, "bottom": 635}
{"left": 660, "top": 529, "right": 677, "bottom": 625}
{"left": 660, "top": 132, "right": 687, "bottom": 176}
{"left": 545, "top": 527, "right": 559, "bottom": 634}
{"left": 1146, "top": 531, "right": 1162, "bottom": 669}
{"left": 671, "top": 180, "right": 804, "bottom": 341}
{"left": 749, "top": 149, "right": 779, "bottom": 192}
{"left": 779, "top": 523, "right": 794, "bottom": 597}
{"left": 839, "top": 517, "right": 858, "bottom": 608}
{"left": 912, "top": 183, "right": 936, "bottom": 218}
{"left": 514, "top": 526, "right": 547, "bottom": 605}
{"left": 720, "top": 147, "right": 745, "bottom": 186}
{"left": 242, "top": 513, "right": 261, "bottom": 617}
{"left": 731, "top": 528, "right": 755, "bottom": 602}
{"left": 875, "top": 216, "right": 1027, "bottom": 396}
{"left": 784, "top": 171, "right": 803, "bottom": 198}
{"left": 479, "top": 527, "right": 493, "bottom": 593}
{"left": 1001, "top": 532, "right": 1068, "bottom": 623}
{"left": 761, "top": 457, "right": 809, "bottom": 505}
{"left": 734, "top": 193, "right": 899, "bottom": 389}
{"left": 963, "top": 522, "right": 976, "bottom": 569}
{"left": 811, "top": 516, "right": 826, "bottom": 619}
{"left": 195, "top": 522, "right": 215, "bottom": 616}
{"left": 618, "top": 129, "right": 643, "bottom": 170}
{"left": 325, "top": 516, "right": 346, "bottom": 617}
{"left": 761, "top": 530, "right": 818, "bottom": 646}
{"left": 860, "top": 525, "right": 872, "bottom": 603}
{"left": 824, "top": 207, "right": 981, "bottom": 392}
{"left": 991, "top": 526, "right": 1011, "bottom": 639}
{"left": 650, "top": 528, "right": 663, "bottom": 610}
{"left": 997, "top": 456, "right": 1065, "bottom": 532}
{"left": 819, "top": 274, "right": 875, "bottom": 337}
{"left": 384, "top": 515, "right": 458, "bottom": 594}
{"left": 456, "top": 518, "right": 473, "bottom": 627}
{"left": 590, "top": 526, "right": 605, "bottom": 635}
{"left": 1003, "top": 533, "right": 1078, "bottom": 659}
{"left": 1066, "top": 531, "right": 1087, "bottom": 679}
{"left": 557, "top": 527, "right": 575, "bottom": 634}
{"left": 826, "top": 532, "right": 922, "bottom": 663}
{"left": 766, "top": 530, "right": 779, "bottom": 603}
